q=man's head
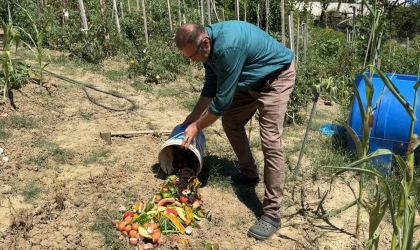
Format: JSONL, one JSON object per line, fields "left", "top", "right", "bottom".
{"left": 175, "top": 23, "right": 210, "bottom": 63}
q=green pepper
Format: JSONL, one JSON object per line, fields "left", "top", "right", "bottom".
{"left": 161, "top": 190, "right": 173, "bottom": 198}
{"left": 167, "top": 184, "right": 178, "bottom": 194}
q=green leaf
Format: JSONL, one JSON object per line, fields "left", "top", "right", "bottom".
{"left": 373, "top": 66, "right": 416, "bottom": 121}
{"left": 335, "top": 120, "right": 363, "bottom": 159}
{"left": 362, "top": 73, "right": 374, "bottom": 108}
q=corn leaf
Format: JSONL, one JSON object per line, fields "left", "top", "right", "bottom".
{"left": 325, "top": 164, "right": 399, "bottom": 236}
{"left": 373, "top": 66, "right": 416, "bottom": 121}
{"left": 315, "top": 199, "right": 357, "bottom": 219}
{"left": 362, "top": 73, "right": 374, "bottom": 108}
{"left": 335, "top": 120, "right": 363, "bottom": 159}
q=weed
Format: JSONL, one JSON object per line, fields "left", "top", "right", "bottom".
{"left": 83, "top": 147, "right": 111, "bottom": 165}
{"left": 23, "top": 181, "right": 42, "bottom": 203}
{"left": 0, "top": 114, "right": 37, "bottom": 130}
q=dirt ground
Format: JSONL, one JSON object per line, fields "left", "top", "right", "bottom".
{"left": 0, "top": 50, "right": 417, "bottom": 250}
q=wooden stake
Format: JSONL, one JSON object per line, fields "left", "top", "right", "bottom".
{"left": 235, "top": 0, "right": 239, "bottom": 20}
{"left": 222, "top": 8, "right": 225, "bottom": 21}
{"left": 257, "top": 4, "right": 260, "bottom": 28}
{"left": 302, "top": 23, "right": 307, "bottom": 62}
{"left": 167, "top": 0, "right": 173, "bottom": 30}
{"left": 266, "top": 0, "right": 269, "bottom": 33}
{"left": 77, "top": 0, "right": 89, "bottom": 34}
{"left": 244, "top": 0, "right": 247, "bottom": 22}
{"left": 100, "top": 0, "right": 105, "bottom": 13}
{"left": 127, "top": 0, "right": 131, "bottom": 13}
{"left": 178, "top": 0, "right": 182, "bottom": 26}
{"left": 406, "top": 37, "right": 410, "bottom": 55}
{"left": 207, "top": 0, "right": 211, "bottom": 25}
{"left": 281, "top": 0, "right": 285, "bottom": 44}
{"left": 112, "top": 0, "right": 121, "bottom": 34}
{"left": 120, "top": 1, "right": 124, "bottom": 19}
{"left": 210, "top": 0, "right": 220, "bottom": 23}
{"left": 200, "top": 0, "right": 204, "bottom": 25}
{"left": 141, "top": 0, "right": 148, "bottom": 43}
{"left": 296, "top": 16, "right": 300, "bottom": 68}
{"left": 136, "top": 0, "right": 139, "bottom": 10}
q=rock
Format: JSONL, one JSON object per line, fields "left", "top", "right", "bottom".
{"left": 2, "top": 185, "right": 12, "bottom": 194}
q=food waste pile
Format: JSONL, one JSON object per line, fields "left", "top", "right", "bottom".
{"left": 112, "top": 147, "right": 208, "bottom": 249}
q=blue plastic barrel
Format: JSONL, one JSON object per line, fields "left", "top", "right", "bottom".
{"left": 347, "top": 73, "right": 420, "bottom": 173}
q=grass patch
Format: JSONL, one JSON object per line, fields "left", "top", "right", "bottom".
{"left": 90, "top": 210, "right": 132, "bottom": 250}
{"left": 25, "top": 139, "right": 75, "bottom": 168}
{"left": 23, "top": 181, "right": 43, "bottom": 203}
{"left": 83, "top": 147, "right": 111, "bottom": 165}
{"left": 0, "top": 114, "right": 37, "bottom": 130}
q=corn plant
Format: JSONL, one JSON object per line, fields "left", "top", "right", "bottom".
{"left": 325, "top": 148, "right": 420, "bottom": 250}
{"left": 0, "top": 5, "right": 27, "bottom": 99}
{"left": 15, "top": 3, "right": 51, "bottom": 84}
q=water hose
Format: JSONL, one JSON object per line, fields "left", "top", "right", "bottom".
{"left": 43, "top": 69, "right": 137, "bottom": 112}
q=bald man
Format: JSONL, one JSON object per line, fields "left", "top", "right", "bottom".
{"left": 175, "top": 20, "right": 295, "bottom": 240}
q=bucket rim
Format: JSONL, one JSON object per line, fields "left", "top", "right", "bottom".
{"left": 158, "top": 140, "right": 203, "bottom": 175}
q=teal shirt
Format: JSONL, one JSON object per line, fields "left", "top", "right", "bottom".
{"left": 202, "top": 21, "right": 294, "bottom": 116}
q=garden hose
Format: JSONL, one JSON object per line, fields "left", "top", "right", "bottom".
{"left": 43, "top": 69, "right": 137, "bottom": 112}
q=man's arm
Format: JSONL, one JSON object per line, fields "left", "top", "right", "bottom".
{"left": 181, "top": 110, "right": 220, "bottom": 149}
{"left": 181, "top": 96, "right": 213, "bottom": 127}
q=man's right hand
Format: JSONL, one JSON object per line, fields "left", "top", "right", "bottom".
{"left": 181, "top": 113, "right": 201, "bottom": 127}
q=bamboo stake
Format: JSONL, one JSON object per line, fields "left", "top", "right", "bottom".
{"left": 406, "top": 37, "right": 409, "bottom": 55}
{"left": 178, "top": 0, "right": 182, "bottom": 26}
{"left": 120, "top": 1, "right": 124, "bottom": 19}
{"left": 141, "top": 0, "right": 148, "bottom": 43}
{"left": 210, "top": 0, "right": 220, "bottom": 23}
{"left": 206, "top": 0, "right": 211, "bottom": 25}
{"left": 296, "top": 16, "right": 300, "bottom": 69}
{"left": 200, "top": 0, "right": 204, "bottom": 25}
{"left": 352, "top": 6, "right": 356, "bottom": 41}
{"left": 136, "top": 0, "right": 139, "bottom": 10}
{"left": 128, "top": 0, "right": 131, "bottom": 13}
{"left": 257, "top": 4, "right": 260, "bottom": 28}
{"left": 78, "top": 0, "right": 89, "bottom": 34}
{"left": 222, "top": 8, "right": 225, "bottom": 21}
{"left": 100, "top": 0, "right": 105, "bottom": 13}
{"left": 290, "top": 11, "right": 294, "bottom": 52}
{"left": 281, "top": 0, "right": 285, "bottom": 44}
{"left": 112, "top": 0, "right": 121, "bottom": 34}
{"left": 302, "top": 23, "right": 307, "bottom": 62}
{"left": 266, "top": 0, "right": 269, "bottom": 33}
{"left": 235, "top": 0, "right": 239, "bottom": 20}
{"left": 244, "top": 0, "right": 247, "bottom": 22}
{"left": 167, "top": 0, "right": 173, "bottom": 30}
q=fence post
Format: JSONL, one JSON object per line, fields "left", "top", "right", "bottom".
{"left": 266, "top": 0, "right": 269, "bottom": 33}
{"left": 112, "top": 0, "right": 120, "bottom": 34}
{"left": 207, "top": 0, "right": 211, "bottom": 25}
{"left": 141, "top": 0, "right": 148, "bottom": 43}
{"left": 281, "top": 0, "right": 285, "bottom": 44}
{"left": 167, "top": 0, "right": 173, "bottom": 30}
{"left": 120, "top": 1, "right": 124, "bottom": 19}
{"left": 78, "top": 0, "right": 89, "bottom": 34}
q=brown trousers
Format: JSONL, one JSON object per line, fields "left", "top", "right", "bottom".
{"left": 222, "top": 61, "right": 296, "bottom": 219}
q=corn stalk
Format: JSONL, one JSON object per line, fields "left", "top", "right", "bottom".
{"left": 326, "top": 149, "right": 420, "bottom": 250}
{"left": 16, "top": 3, "right": 52, "bottom": 84}
{"left": 0, "top": 6, "right": 23, "bottom": 99}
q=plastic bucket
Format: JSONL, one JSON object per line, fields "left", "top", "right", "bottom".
{"left": 158, "top": 124, "right": 206, "bottom": 175}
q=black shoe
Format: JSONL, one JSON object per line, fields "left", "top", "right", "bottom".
{"left": 226, "top": 170, "right": 259, "bottom": 187}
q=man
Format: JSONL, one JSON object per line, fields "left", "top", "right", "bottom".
{"left": 174, "top": 20, "right": 295, "bottom": 240}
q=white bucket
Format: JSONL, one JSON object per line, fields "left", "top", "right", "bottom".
{"left": 158, "top": 124, "right": 206, "bottom": 175}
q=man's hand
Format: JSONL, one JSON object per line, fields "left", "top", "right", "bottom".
{"left": 181, "top": 113, "right": 201, "bottom": 128}
{"left": 181, "top": 122, "right": 199, "bottom": 149}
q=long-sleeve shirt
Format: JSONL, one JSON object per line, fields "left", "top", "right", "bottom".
{"left": 201, "top": 20, "right": 294, "bottom": 116}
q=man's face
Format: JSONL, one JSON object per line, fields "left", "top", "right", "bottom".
{"left": 180, "top": 37, "right": 210, "bottom": 63}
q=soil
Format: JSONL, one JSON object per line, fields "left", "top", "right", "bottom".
{"left": 0, "top": 49, "right": 418, "bottom": 250}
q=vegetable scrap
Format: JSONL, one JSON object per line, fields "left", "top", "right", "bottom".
{"left": 112, "top": 174, "right": 210, "bottom": 249}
